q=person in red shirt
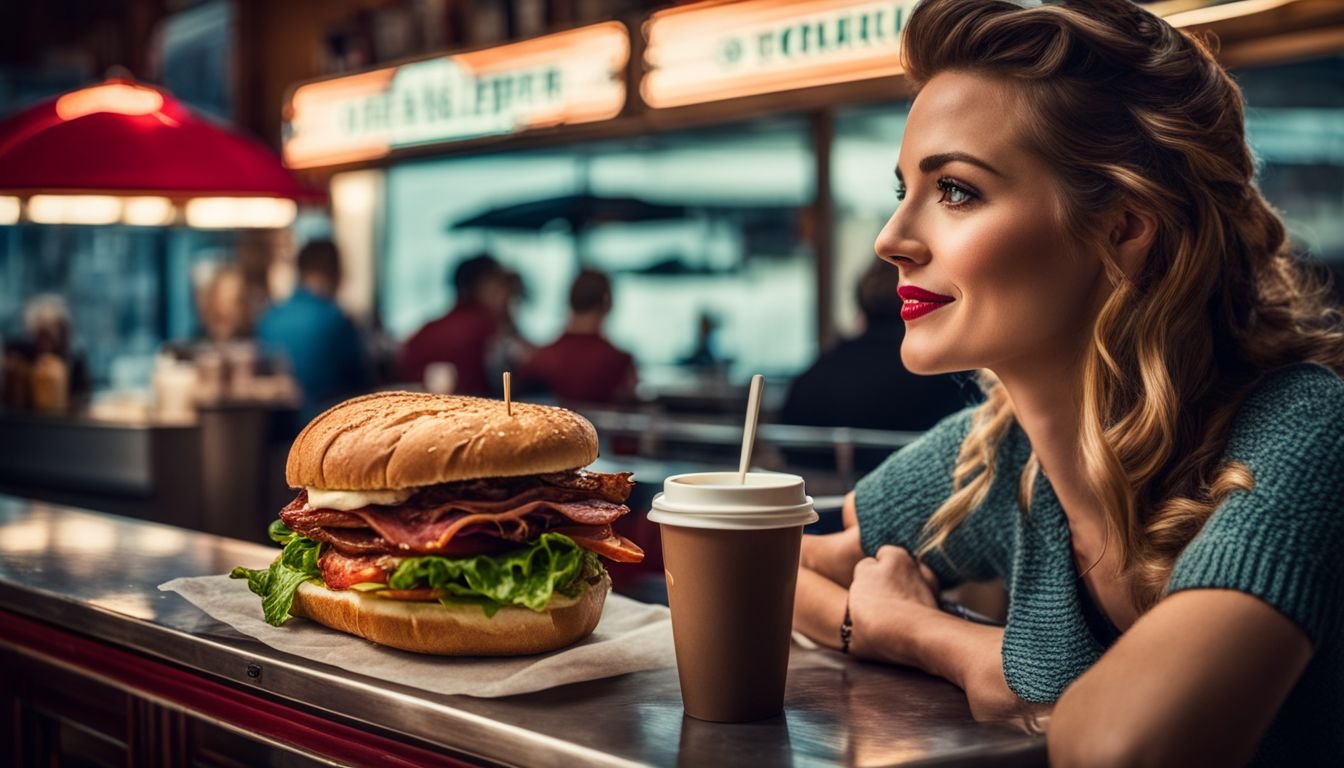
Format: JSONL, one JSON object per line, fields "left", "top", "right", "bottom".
{"left": 521, "top": 269, "right": 636, "bottom": 405}
{"left": 398, "top": 255, "right": 510, "bottom": 396}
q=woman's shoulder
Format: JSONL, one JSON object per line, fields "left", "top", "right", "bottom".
{"left": 856, "top": 405, "right": 976, "bottom": 492}
{"left": 861, "top": 401, "right": 1033, "bottom": 481}
{"left": 1168, "top": 362, "right": 1344, "bottom": 644}
{"left": 922, "top": 403, "right": 983, "bottom": 443}
{"left": 1228, "top": 362, "right": 1344, "bottom": 456}
{"left": 1242, "top": 361, "right": 1344, "bottom": 410}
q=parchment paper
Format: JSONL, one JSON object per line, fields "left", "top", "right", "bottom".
{"left": 160, "top": 574, "right": 677, "bottom": 697}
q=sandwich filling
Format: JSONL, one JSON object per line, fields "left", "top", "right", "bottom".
{"left": 233, "top": 470, "right": 643, "bottom": 626}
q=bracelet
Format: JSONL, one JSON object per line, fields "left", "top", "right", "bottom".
{"left": 840, "top": 600, "right": 853, "bottom": 654}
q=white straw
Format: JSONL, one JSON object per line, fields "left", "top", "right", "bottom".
{"left": 738, "top": 374, "right": 764, "bottom": 484}
{"left": 503, "top": 372, "right": 513, "bottom": 417}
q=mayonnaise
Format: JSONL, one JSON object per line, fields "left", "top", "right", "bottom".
{"left": 306, "top": 487, "right": 413, "bottom": 510}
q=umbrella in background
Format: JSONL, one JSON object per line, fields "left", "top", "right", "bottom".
{"left": 0, "top": 78, "right": 323, "bottom": 228}
{"left": 452, "top": 193, "right": 689, "bottom": 232}
{"left": 450, "top": 193, "right": 692, "bottom": 264}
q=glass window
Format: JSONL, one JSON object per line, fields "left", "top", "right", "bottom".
{"left": 0, "top": 226, "right": 238, "bottom": 391}
{"left": 1236, "top": 55, "right": 1344, "bottom": 269}
{"left": 381, "top": 116, "right": 818, "bottom": 384}
{"left": 830, "top": 104, "right": 909, "bottom": 337}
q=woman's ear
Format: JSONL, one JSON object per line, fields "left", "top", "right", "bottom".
{"left": 1110, "top": 208, "right": 1158, "bottom": 280}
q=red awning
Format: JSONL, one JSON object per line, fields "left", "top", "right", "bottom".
{"left": 0, "top": 80, "right": 323, "bottom": 202}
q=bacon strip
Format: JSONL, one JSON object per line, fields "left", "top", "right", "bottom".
{"left": 343, "top": 499, "right": 628, "bottom": 554}
{"left": 554, "top": 525, "right": 645, "bottom": 563}
{"left": 280, "top": 472, "right": 645, "bottom": 564}
{"left": 284, "top": 494, "right": 633, "bottom": 556}
{"left": 305, "top": 527, "right": 386, "bottom": 555}
{"left": 282, "top": 492, "right": 627, "bottom": 536}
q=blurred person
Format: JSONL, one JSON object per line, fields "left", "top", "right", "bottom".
{"left": 486, "top": 268, "right": 537, "bottom": 385}
{"left": 18, "top": 294, "right": 89, "bottom": 411}
{"left": 781, "top": 260, "right": 971, "bottom": 473}
{"left": 197, "top": 263, "right": 253, "bottom": 343}
{"left": 520, "top": 269, "right": 636, "bottom": 405}
{"left": 679, "top": 310, "right": 723, "bottom": 370}
{"left": 257, "top": 240, "right": 371, "bottom": 421}
{"left": 792, "top": 3, "right": 1344, "bottom": 766}
{"left": 399, "top": 254, "right": 510, "bottom": 396}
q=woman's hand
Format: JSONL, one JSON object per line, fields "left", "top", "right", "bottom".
{"left": 847, "top": 547, "right": 1046, "bottom": 725}
{"left": 847, "top": 545, "right": 942, "bottom": 664}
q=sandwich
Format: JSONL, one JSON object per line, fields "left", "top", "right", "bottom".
{"left": 231, "top": 391, "right": 643, "bottom": 655}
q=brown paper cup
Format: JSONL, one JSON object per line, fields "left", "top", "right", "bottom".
{"left": 662, "top": 523, "right": 804, "bottom": 722}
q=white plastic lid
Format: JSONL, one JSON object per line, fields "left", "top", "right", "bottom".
{"left": 647, "top": 472, "right": 818, "bottom": 530}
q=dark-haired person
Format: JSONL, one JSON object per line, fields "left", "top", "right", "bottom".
{"left": 398, "top": 254, "right": 511, "bottom": 396}
{"left": 781, "top": 260, "right": 971, "bottom": 474}
{"left": 520, "top": 269, "right": 636, "bottom": 405}
{"left": 791, "top": 2, "right": 1344, "bottom": 766}
{"left": 258, "top": 240, "right": 371, "bottom": 421}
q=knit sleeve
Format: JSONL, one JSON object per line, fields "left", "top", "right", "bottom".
{"left": 1166, "top": 364, "right": 1344, "bottom": 646}
{"left": 853, "top": 406, "right": 1007, "bottom": 587}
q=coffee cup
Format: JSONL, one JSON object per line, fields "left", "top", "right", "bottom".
{"left": 648, "top": 472, "right": 817, "bottom": 723}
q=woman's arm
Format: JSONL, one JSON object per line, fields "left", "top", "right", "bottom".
{"left": 1048, "top": 589, "right": 1311, "bottom": 767}
{"left": 799, "top": 495, "right": 864, "bottom": 587}
{"left": 848, "top": 545, "right": 1051, "bottom": 724}
{"left": 794, "top": 493, "right": 865, "bottom": 647}
{"left": 797, "top": 494, "right": 1038, "bottom": 722}
{"left": 793, "top": 566, "right": 849, "bottom": 649}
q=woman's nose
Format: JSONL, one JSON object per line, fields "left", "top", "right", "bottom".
{"left": 874, "top": 209, "right": 929, "bottom": 267}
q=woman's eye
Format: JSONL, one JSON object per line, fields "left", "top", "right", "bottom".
{"left": 936, "top": 178, "right": 977, "bottom": 207}
{"left": 894, "top": 183, "right": 907, "bottom": 202}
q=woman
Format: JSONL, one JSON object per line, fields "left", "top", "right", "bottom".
{"left": 792, "top": 1, "right": 1344, "bottom": 765}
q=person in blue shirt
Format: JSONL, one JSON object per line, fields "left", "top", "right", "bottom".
{"left": 257, "top": 240, "right": 372, "bottom": 422}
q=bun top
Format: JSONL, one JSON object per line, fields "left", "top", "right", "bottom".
{"left": 286, "top": 392, "right": 599, "bottom": 490}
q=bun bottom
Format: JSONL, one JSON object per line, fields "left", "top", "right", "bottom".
{"left": 292, "top": 574, "right": 610, "bottom": 656}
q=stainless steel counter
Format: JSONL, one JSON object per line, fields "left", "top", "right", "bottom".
{"left": 0, "top": 496, "right": 1046, "bottom": 767}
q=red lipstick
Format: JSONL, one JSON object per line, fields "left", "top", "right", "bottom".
{"left": 898, "top": 285, "right": 955, "bottom": 322}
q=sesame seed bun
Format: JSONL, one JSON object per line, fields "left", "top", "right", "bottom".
{"left": 285, "top": 392, "right": 600, "bottom": 491}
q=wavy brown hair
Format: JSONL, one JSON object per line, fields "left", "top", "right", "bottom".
{"left": 903, "top": 0, "right": 1344, "bottom": 609}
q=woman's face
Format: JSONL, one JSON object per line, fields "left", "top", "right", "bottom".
{"left": 875, "top": 71, "right": 1106, "bottom": 377}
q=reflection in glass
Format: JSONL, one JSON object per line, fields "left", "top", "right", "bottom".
{"left": 381, "top": 118, "right": 818, "bottom": 384}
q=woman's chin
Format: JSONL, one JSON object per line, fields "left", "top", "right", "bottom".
{"left": 900, "top": 339, "right": 962, "bottom": 376}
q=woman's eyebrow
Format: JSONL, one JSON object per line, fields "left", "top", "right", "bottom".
{"left": 894, "top": 152, "right": 1003, "bottom": 184}
{"left": 919, "top": 151, "right": 1004, "bottom": 177}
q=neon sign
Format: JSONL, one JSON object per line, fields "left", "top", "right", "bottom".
{"left": 643, "top": 0, "right": 918, "bottom": 109}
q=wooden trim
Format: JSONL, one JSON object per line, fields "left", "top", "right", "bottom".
{"left": 0, "top": 610, "right": 477, "bottom": 768}
{"left": 811, "top": 110, "right": 836, "bottom": 353}
{"left": 1219, "top": 25, "right": 1344, "bottom": 68}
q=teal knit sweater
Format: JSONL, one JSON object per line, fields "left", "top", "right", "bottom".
{"left": 854, "top": 362, "right": 1344, "bottom": 766}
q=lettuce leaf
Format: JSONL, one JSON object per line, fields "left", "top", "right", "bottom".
{"left": 232, "top": 526, "right": 608, "bottom": 626}
{"left": 389, "top": 532, "right": 605, "bottom": 617}
{"left": 230, "top": 527, "right": 321, "bottom": 626}
{"left": 268, "top": 518, "right": 295, "bottom": 545}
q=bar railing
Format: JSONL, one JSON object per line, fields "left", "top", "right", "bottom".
{"left": 578, "top": 406, "right": 922, "bottom": 487}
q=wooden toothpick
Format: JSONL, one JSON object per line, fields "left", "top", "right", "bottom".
{"left": 503, "top": 371, "right": 513, "bottom": 417}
